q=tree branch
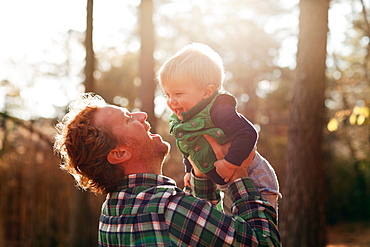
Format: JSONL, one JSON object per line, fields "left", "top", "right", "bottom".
{"left": 0, "top": 112, "right": 53, "bottom": 146}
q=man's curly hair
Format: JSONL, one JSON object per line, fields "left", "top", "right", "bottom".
{"left": 54, "top": 93, "right": 124, "bottom": 194}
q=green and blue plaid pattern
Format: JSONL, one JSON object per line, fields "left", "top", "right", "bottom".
{"left": 98, "top": 174, "right": 281, "bottom": 246}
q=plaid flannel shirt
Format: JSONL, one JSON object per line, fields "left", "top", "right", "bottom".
{"left": 98, "top": 173, "right": 281, "bottom": 247}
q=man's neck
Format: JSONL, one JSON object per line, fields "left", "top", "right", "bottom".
{"left": 122, "top": 162, "right": 162, "bottom": 176}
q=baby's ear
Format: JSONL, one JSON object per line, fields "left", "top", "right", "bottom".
{"left": 204, "top": 84, "right": 216, "bottom": 98}
{"left": 107, "top": 146, "right": 132, "bottom": 164}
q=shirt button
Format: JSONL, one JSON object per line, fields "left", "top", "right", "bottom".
{"left": 216, "top": 130, "right": 222, "bottom": 136}
{"left": 194, "top": 145, "right": 200, "bottom": 151}
{"left": 191, "top": 121, "right": 196, "bottom": 127}
{"left": 177, "top": 132, "right": 183, "bottom": 138}
{"left": 202, "top": 162, "right": 209, "bottom": 168}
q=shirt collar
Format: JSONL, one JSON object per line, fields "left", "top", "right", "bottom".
{"left": 115, "top": 173, "right": 177, "bottom": 190}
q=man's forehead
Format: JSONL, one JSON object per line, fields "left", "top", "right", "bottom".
{"left": 103, "top": 105, "right": 127, "bottom": 114}
{"left": 94, "top": 106, "right": 128, "bottom": 125}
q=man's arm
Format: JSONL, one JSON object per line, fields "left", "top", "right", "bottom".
{"left": 166, "top": 176, "right": 281, "bottom": 246}
{"left": 174, "top": 136, "right": 280, "bottom": 246}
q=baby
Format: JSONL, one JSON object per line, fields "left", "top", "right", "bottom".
{"left": 157, "top": 42, "right": 281, "bottom": 211}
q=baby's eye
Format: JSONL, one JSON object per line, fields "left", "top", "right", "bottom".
{"left": 175, "top": 93, "right": 183, "bottom": 96}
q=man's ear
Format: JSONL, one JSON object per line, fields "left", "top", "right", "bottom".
{"left": 204, "top": 84, "right": 216, "bottom": 98}
{"left": 107, "top": 147, "right": 132, "bottom": 164}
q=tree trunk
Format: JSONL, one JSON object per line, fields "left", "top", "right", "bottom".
{"left": 139, "top": 0, "right": 156, "bottom": 130}
{"left": 68, "top": 1, "right": 97, "bottom": 246}
{"left": 84, "top": 0, "right": 95, "bottom": 92}
{"left": 280, "top": 0, "right": 329, "bottom": 246}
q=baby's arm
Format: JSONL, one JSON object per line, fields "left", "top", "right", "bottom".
{"left": 211, "top": 97, "right": 258, "bottom": 167}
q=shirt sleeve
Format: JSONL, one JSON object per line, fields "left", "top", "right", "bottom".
{"left": 189, "top": 169, "right": 220, "bottom": 205}
{"left": 166, "top": 176, "right": 281, "bottom": 246}
{"left": 211, "top": 98, "right": 258, "bottom": 167}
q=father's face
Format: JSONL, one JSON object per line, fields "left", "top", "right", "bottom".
{"left": 95, "top": 106, "right": 170, "bottom": 161}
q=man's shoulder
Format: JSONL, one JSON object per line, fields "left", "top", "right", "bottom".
{"left": 103, "top": 185, "right": 182, "bottom": 214}
{"left": 149, "top": 185, "right": 209, "bottom": 211}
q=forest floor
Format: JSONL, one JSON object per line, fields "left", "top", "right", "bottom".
{"left": 327, "top": 222, "right": 370, "bottom": 247}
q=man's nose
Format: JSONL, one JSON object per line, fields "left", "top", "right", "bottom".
{"left": 134, "top": 112, "right": 148, "bottom": 122}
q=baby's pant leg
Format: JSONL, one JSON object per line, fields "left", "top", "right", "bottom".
{"left": 247, "top": 152, "right": 281, "bottom": 211}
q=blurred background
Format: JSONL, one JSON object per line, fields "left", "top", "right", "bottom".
{"left": 0, "top": 0, "right": 369, "bottom": 246}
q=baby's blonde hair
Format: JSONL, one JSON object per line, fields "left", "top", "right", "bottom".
{"left": 157, "top": 43, "right": 225, "bottom": 90}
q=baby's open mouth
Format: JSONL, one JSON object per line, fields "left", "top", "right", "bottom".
{"left": 173, "top": 108, "right": 184, "bottom": 117}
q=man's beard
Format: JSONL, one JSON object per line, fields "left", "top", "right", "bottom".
{"left": 147, "top": 140, "right": 170, "bottom": 164}
{"left": 126, "top": 136, "right": 171, "bottom": 165}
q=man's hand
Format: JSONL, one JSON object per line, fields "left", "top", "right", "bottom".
{"left": 203, "top": 135, "right": 230, "bottom": 160}
{"left": 214, "top": 159, "right": 236, "bottom": 183}
{"left": 204, "top": 135, "right": 256, "bottom": 182}
{"left": 229, "top": 146, "right": 256, "bottom": 181}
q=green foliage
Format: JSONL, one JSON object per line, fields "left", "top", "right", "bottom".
{"left": 326, "top": 158, "right": 370, "bottom": 224}
{"left": 324, "top": 2, "right": 370, "bottom": 226}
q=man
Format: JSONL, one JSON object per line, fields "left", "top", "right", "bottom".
{"left": 54, "top": 93, "right": 281, "bottom": 246}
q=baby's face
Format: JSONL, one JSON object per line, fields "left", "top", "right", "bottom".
{"left": 162, "top": 83, "right": 210, "bottom": 120}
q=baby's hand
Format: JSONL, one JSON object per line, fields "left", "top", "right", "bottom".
{"left": 183, "top": 172, "right": 191, "bottom": 187}
{"left": 214, "top": 159, "right": 237, "bottom": 183}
